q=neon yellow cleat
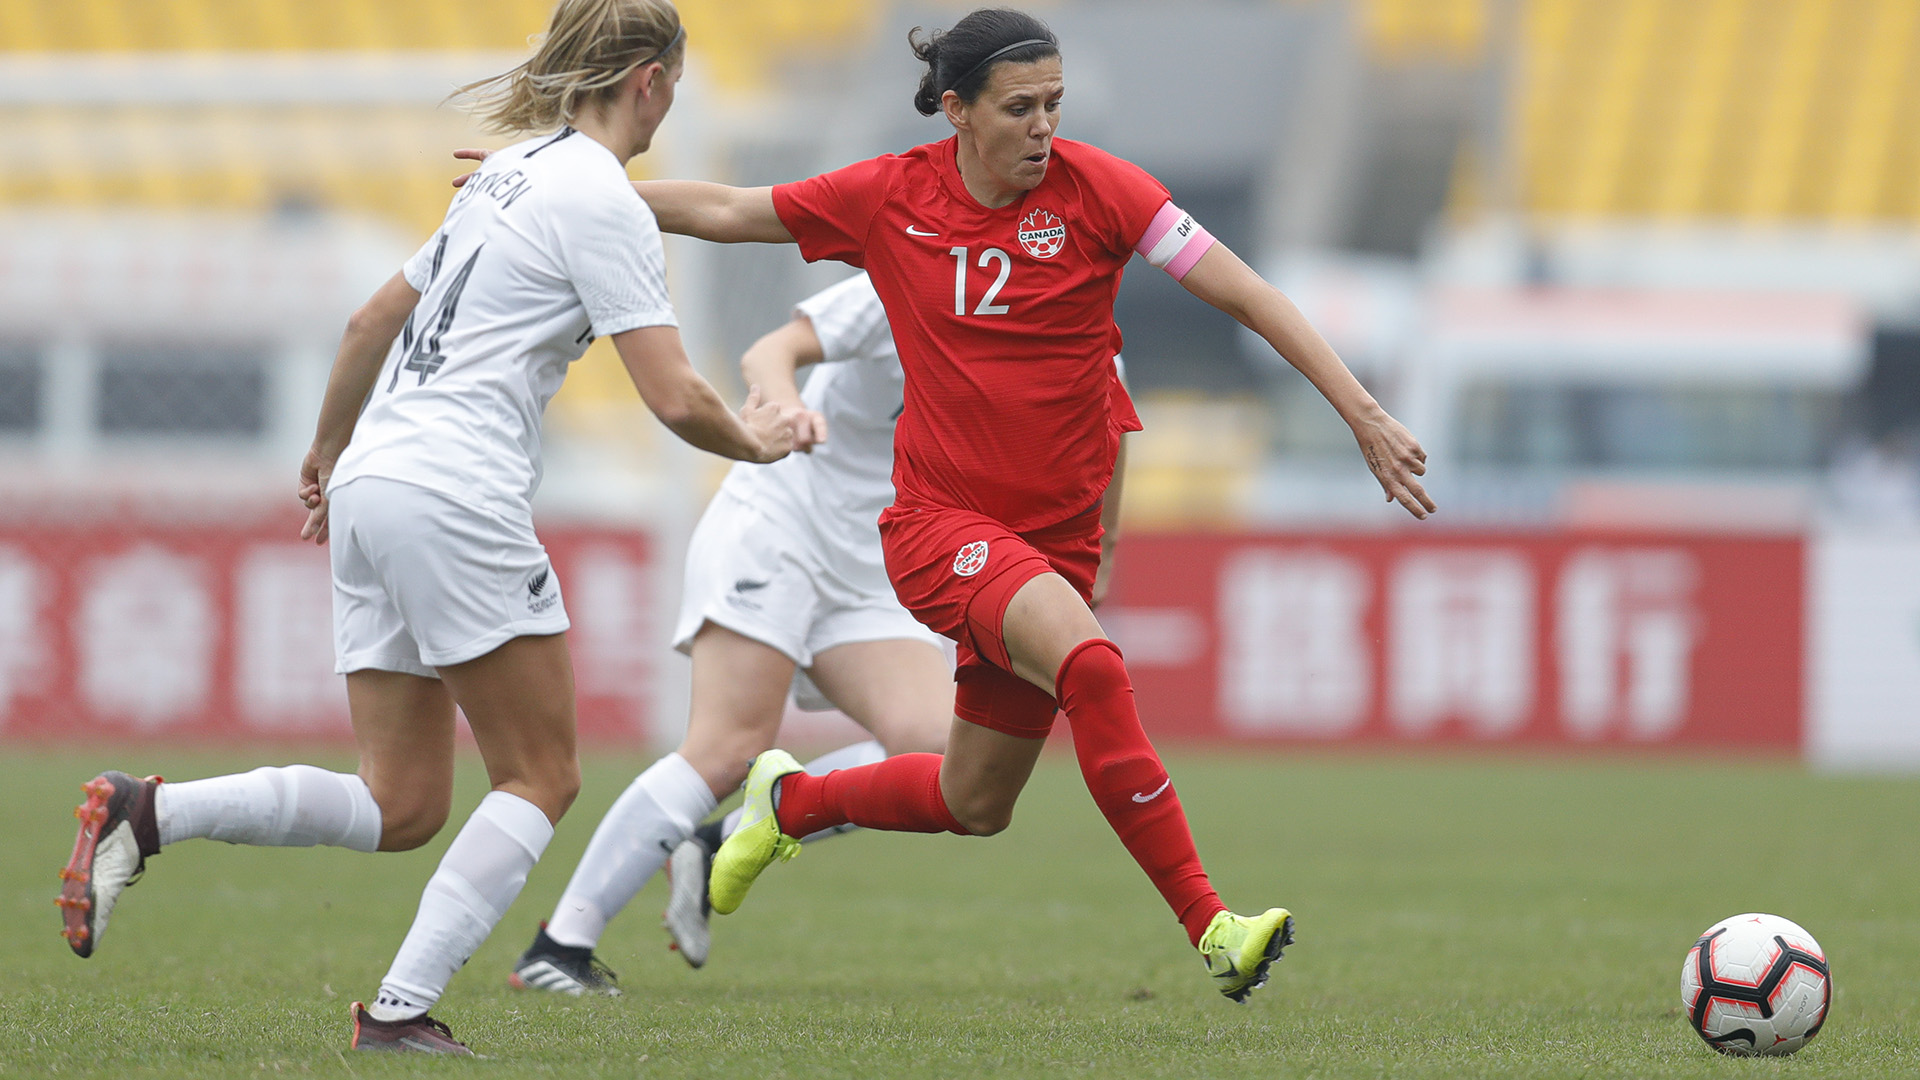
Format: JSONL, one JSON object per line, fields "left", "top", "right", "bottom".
{"left": 1198, "top": 908, "right": 1295, "bottom": 1003}
{"left": 708, "top": 750, "right": 804, "bottom": 916}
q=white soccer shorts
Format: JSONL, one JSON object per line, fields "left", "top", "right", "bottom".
{"left": 672, "top": 489, "right": 941, "bottom": 677}
{"left": 329, "top": 476, "right": 569, "bottom": 677}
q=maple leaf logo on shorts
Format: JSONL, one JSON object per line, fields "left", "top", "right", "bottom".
{"left": 1018, "top": 209, "right": 1066, "bottom": 260}
{"left": 952, "top": 540, "right": 989, "bottom": 577}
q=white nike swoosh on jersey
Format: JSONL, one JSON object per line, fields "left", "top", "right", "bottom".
{"left": 1131, "top": 778, "right": 1173, "bottom": 804}
{"left": 905, "top": 225, "right": 938, "bottom": 236}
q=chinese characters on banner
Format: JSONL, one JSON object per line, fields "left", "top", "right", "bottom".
{"left": 0, "top": 520, "right": 1803, "bottom": 749}
{"left": 1104, "top": 532, "right": 1803, "bottom": 748}
{"left": 0, "top": 516, "right": 655, "bottom": 740}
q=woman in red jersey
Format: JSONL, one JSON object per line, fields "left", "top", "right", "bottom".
{"left": 637, "top": 8, "right": 1433, "bottom": 1001}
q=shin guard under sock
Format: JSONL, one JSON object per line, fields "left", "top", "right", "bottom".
{"left": 373, "top": 790, "right": 553, "bottom": 1019}
{"left": 545, "top": 752, "right": 715, "bottom": 949}
{"left": 1057, "top": 638, "right": 1226, "bottom": 947}
{"left": 774, "top": 753, "right": 969, "bottom": 838}
{"left": 157, "top": 765, "right": 382, "bottom": 852}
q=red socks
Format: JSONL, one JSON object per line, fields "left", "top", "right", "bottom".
{"left": 768, "top": 639, "right": 1226, "bottom": 949}
{"left": 774, "top": 753, "right": 969, "bottom": 838}
{"left": 1056, "top": 639, "right": 1225, "bottom": 947}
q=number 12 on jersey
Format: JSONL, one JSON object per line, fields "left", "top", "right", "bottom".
{"left": 950, "top": 246, "right": 1011, "bottom": 316}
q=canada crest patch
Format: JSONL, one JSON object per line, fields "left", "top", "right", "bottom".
{"left": 1017, "top": 208, "right": 1067, "bottom": 259}
{"left": 952, "top": 540, "right": 990, "bottom": 577}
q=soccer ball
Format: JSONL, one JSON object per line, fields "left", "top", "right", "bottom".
{"left": 1680, "top": 913, "right": 1830, "bottom": 1056}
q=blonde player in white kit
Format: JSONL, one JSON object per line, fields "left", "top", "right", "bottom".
{"left": 52, "top": 0, "right": 790, "bottom": 1056}
{"left": 507, "top": 272, "right": 953, "bottom": 993}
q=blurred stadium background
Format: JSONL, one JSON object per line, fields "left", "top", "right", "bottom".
{"left": 2, "top": 0, "right": 1917, "bottom": 768}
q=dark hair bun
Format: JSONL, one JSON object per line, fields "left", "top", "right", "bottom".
{"left": 910, "top": 27, "right": 945, "bottom": 116}
{"left": 908, "top": 8, "right": 1058, "bottom": 118}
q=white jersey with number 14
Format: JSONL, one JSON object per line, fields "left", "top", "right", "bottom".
{"left": 329, "top": 128, "right": 678, "bottom": 519}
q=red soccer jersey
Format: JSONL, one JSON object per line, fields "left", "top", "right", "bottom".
{"left": 774, "top": 136, "right": 1166, "bottom": 532}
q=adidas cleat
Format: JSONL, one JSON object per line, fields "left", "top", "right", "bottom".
{"left": 707, "top": 750, "right": 803, "bottom": 916}
{"left": 1198, "top": 908, "right": 1295, "bottom": 1004}
{"left": 662, "top": 821, "right": 722, "bottom": 968}
{"left": 507, "top": 922, "right": 620, "bottom": 996}
{"left": 349, "top": 1002, "right": 473, "bottom": 1055}
{"left": 58, "top": 771, "right": 162, "bottom": 958}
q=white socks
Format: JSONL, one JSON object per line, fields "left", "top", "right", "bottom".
{"left": 370, "top": 790, "right": 553, "bottom": 1021}
{"left": 156, "top": 765, "right": 382, "bottom": 853}
{"left": 543, "top": 753, "right": 715, "bottom": 950}
{"left": 720, "top": 739, "right": 887, "bottom": 840}
{"left": 540, "top": 740, "right": 891, "bottom": 953}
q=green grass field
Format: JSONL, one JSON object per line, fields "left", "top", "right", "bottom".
{"left": 4, "top": 747, "right": 1919, "bottom": 1079}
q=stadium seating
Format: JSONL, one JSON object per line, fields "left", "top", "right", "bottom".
{"left": 1515, "top": 0, "right": 1920, "bottom": 222}
{"left": 0, "top": 1, "right": 889, "bottom": 427}
{"left": 19, "top": 0, "right": 1917, "bottom": 519}
{"left": 0, "top": 0, "right": 883, "bottom": 235}
{"left": 0, "top": 0, "right": 876, "bottom": 68}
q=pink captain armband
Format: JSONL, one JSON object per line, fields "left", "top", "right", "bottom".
{"left": 1133, "top": 201, "right": 1217, "bottom": 281}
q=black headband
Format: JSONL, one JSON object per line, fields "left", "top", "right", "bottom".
{"left": 638, "top": 24, "right": 686, "bottom": 70}
{"left": 952, "top": 37, "right": 1055, "bottom": 91}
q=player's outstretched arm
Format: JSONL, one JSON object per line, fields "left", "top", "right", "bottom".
{"left": 739, "top": 314, "right": 829, "bottom": 451}
{"left": 451, "top": 151, "right": 792, "bottom": 245}
{"left": 1179, "top": 244, "right": 1436, "bottom": 520}
{"left": 300, "top": 270, "right": 419, "bottom": 544}
{"left": 613, "top": 325, "right": 795, "bottom": 463}
{"left": 630, "top": 181, "right": 793, "bottom": 244}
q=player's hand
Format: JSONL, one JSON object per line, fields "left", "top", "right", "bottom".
{"left": 298, "top": 447, "right": 335, "bottom": 545}
{"left": 790, "top": 407, "right": 829, "bottom": 452}
{"left": 450, "top": 147, "right": 494, "bottom": 189}
{"left": 1352, "top": 410, "right": 1435, "bottom": 520}
{"left": 739, "top": 385, "right": 796, "bottom": 464}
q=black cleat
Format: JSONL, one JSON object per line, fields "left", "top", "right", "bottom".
{"left": 349, "top": 1002, "right": 473, "bottom": 1055}
{"left": 507, "top": 922, "right": 620, "bottom": 996}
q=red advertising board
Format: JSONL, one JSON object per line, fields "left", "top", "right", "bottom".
{"left": 0, "top": 513, "right": 655, "bottom": 741}
{"left": 1100, "top": 532, "right": 1803, "bottom": 749}
{"left": 0, "top": 516, "right": 1804, "bottom": 751}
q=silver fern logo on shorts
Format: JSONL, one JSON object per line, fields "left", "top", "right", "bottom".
{"left": 527, "top": 567, "right": 558, "bottom": 614}
{"left": 952, "top": 541, "right": 989, "bottom": 577}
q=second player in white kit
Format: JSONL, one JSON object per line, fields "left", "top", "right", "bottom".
{"left": 510, "top": 272, "right": 956, "bottom": 991}
{"left": 674, "top": 273, "right": 943, "bottom": 674}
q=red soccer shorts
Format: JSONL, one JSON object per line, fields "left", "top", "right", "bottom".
{"left": 878, "top": 500, "right": 1103, "bottom": 739}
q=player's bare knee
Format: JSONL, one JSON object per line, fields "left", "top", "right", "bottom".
{"left": 946, "top": 790, "right": 1016, "bottom": 836}
{"left": 534, "top": 758, "right": 582, "bottom": 819}
{"left": 956, "top": 804, "right": 1014, "bottom": 836}
{"left": 489, "top": 752, "right": 581, "bottom": 824}
{"left": 376, "top": 799, "right": 450, "bottom": 851}
{"left": 678, "top": 742, "right": 752, "bottom": 796}
{"left": 709, "top": 730, "right": 779, "bottom": 782}
{"left": 708, "top": 757, "right": 753, "bottom": 795}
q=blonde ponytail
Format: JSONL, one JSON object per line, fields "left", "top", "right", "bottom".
{"left": 459, "top": 0, "right": 684, "bottom": 135}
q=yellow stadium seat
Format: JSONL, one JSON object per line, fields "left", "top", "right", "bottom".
{"left": 1508, "top": 0, "right": 1920, "bottom": 224}
{"left": 1362, "top": 0, "right": 1486, "bottom": 64}
{"left": 0, "top": 0, "right": 890, "bottom": 232}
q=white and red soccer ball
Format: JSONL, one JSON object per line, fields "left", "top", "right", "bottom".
{"left": 1681, "top": 913, "right": 1830, "bottom": 1056}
